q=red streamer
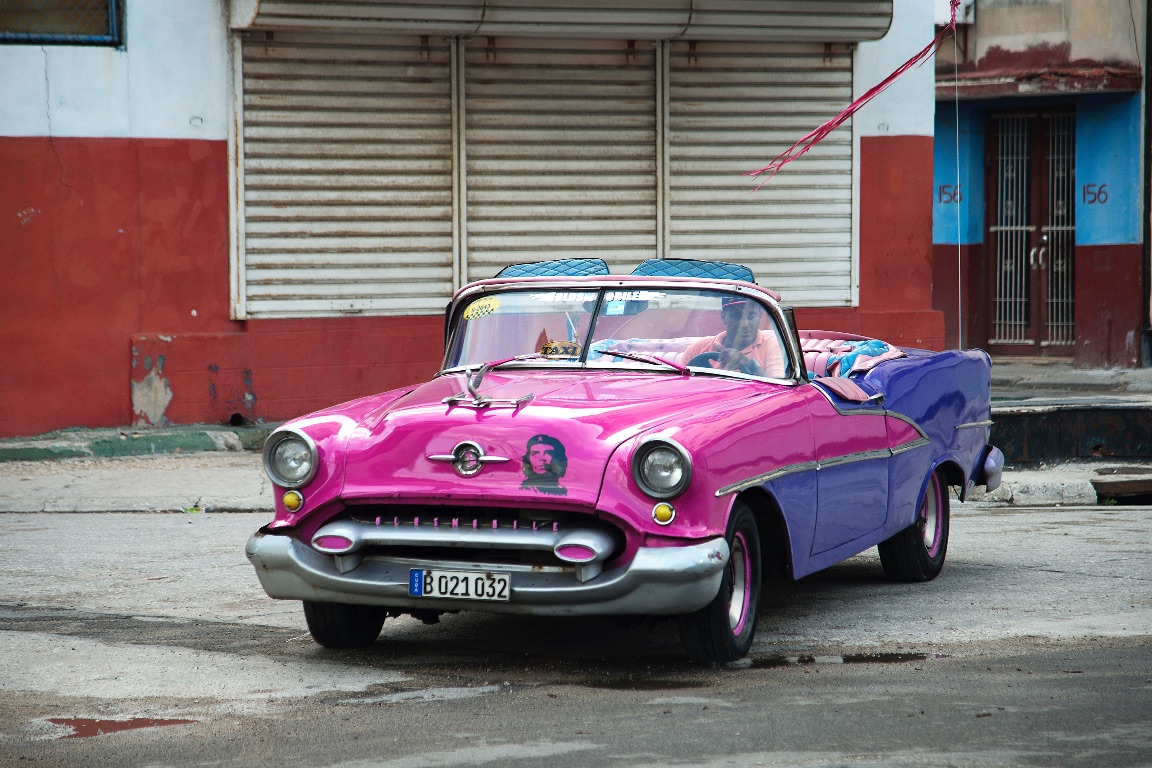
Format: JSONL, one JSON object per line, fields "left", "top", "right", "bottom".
{"left": 748, "top": 0, "right": 960, "bottom": 189}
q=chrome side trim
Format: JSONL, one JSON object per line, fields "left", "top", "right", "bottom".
{"left": 716, "top": 384, "right": 932, "bottom": 497}
{"left": 955, "top": 419, "right": 994, "bottom": 430}
{"left": 817, "top": 448, "right": 891, "bottom": 469}
{"left": 891, "top": 436, "right": 932, "bottom": 455}
{"left": 715, "top": 438, "right": 931, "bottom": 497}
{"left": 714, "top": 461, "right": 819, "bottom": 497}
{"left": 884, "top": 409, "right": 929, "bottom": 440}
{"left": 807, "top": 381, "right": 930, "bottom": 442}
{"left": 808, "top": 379, "right": 886, "bottom": 415}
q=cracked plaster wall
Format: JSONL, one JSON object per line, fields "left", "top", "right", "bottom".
{"left": 939, "top": 0, "right": 1146, "bottom": 69}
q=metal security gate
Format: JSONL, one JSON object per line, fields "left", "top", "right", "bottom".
{"left": 235, "top": 32, "right": 861, "bottom": 318}
{"left": 986, "top": 112, "right": 1076, "bottom": 354}
{"left": 667, "top": 41, "right": 855, "bottom": 305}
{"left": 462, "top": 37, "right": 658, "bottom": 280}
{"left": 237, "top": 32, "right": 455, "bottom": 317}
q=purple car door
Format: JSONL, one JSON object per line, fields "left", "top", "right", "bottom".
{"left": 808, "top": 390, "right": 891, "bottom": 554}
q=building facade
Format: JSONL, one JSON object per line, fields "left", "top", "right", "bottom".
{"left": 932, "top": 0, "right": 1147, "bottom": 366}
{"left": 2, "top": 0, "right": 939, "bottom": 437}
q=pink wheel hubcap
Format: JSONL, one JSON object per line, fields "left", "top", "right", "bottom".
{"left": 728, "top": 531, "right": 752, "bottom": 634}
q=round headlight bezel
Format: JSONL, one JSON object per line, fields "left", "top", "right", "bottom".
{"left": 631, "top": 438, "right": 692, "bottom": 500}
{"left": 263, "top": 429, "right": 318, "bottom": 490}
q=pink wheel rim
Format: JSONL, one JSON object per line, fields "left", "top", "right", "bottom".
{"left": 921, "top": 475, "right": 943, "bottom": 558}
{"left": 728, "top": 530, "right": 752, "bottom": 635}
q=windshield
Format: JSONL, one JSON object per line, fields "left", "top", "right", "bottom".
{"left": 446, "top": 287, "right": 791, "bottom": 379}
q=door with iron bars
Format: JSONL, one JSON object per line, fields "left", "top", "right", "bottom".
{"left": 985, "top": 112, "right": 1076, "bottom": 356}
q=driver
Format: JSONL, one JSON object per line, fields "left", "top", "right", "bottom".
{"left": 682, "top": 296, "right": 784, "bottom": 376}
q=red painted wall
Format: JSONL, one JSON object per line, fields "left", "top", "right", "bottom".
{"left": 0, "top": 137, "right": 442, "bottom": 438}
{"left": 1075, "top": 244, "right": 1143, "bottom": 367}
{"left": 932, "top": 243, "right": 987, "bottom": 350}
{"left": 1, "top": 132, "right": 940, "bottom": 438}
{"left": 932, "top": 242, "right": 1142, "bottom": 367}
{"left": 1, "top": 137, "right": 231, "bottom": 436}
{"left": 129, "top": 317, "right": 443, "bottom": 427}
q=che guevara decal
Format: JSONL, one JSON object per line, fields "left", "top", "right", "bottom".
{"left": 520, "top": 434, "right": 568, "bottom": 496}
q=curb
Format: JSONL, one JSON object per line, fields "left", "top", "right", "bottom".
{"left": 965, "top": 462, "right": 1152, "bottom": 507}
{"left": 0, "top": 425, "right": 276, "bottom": 463}
{"left": 965, "top": 477, "right": 1100, "bottom": 507}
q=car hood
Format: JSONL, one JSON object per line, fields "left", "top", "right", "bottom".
{"left": 339, "top": 369, "right": 764, "bottom": 506}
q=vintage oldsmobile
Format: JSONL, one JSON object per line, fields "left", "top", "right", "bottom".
{"left": 246, "top": 259, "right": 1004, "bottom": 663}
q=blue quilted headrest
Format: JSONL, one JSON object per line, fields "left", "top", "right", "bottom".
{"left": 630, "top": 259, "right": 755, "bottom": 282}
{"left": 496, "top": 258, "right": 610, "bottom": 278}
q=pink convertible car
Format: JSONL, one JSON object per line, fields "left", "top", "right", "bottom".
{"left": 247, "top": 259, "right": 1003, "bottom": 663}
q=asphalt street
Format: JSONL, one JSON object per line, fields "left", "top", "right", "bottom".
{"left": 0, "top": 503, "right": 1149, "bottom": 767}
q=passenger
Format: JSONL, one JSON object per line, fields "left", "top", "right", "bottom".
{"left": 682, "top": 296, "right": 784, "bottom": 377}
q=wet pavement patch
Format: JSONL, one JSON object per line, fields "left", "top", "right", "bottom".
{"left": 751, "top": 652, "right": 936, "bottom": 668}
{"left": 1, "top": 602, "right": 302, "bottom": 656}
{"left": 340, "top": 684, "right": 503, "bottom": 705}
{"left": 46, "top": 717, "right": 197, "bottom": 739}
{"left": 581, "top": 678, "right": 709, "bottom": 691}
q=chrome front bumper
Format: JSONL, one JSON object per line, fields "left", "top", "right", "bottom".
{"left": 245, "top": 530, "right": 730, "bottom": 617}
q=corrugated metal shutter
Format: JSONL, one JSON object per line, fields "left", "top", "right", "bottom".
{"left": 239, "top": 31, "right": 454, "bottom": 317}
{"left": 243, "top": 1, "right": 892, "bottom": 43}
{"left": 462, "top": 37, "right": 657, "bottom": 279}
{"left": 667, "top": 41, "right": 854, "bottom": 305}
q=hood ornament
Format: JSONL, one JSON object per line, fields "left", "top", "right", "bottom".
{"left": 427, "top": 441, "right": 511, "bottom": 477}
{"left": 443, "top": 355, "right": 540, "bottom": 409}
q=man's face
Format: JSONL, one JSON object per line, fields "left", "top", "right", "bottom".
{"left": 722, "top": 302, "right": 762, "bottom": 349}
{"left": 529, "top": 444, "right": 555, "bottom": 475}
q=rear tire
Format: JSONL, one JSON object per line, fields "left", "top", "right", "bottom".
{"left": 302, "top": 601, "right": 386, "bottom": 649}
{"left": 679, "top": 502, "right": 762, "bottom": 663}
{"left": 878, "top": 467, "right": 949, "bottom": 582}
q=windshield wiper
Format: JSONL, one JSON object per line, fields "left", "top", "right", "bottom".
{"left": 595, "top": 349, "right": 689, "bottom": 375}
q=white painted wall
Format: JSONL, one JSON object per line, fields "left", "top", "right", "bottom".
{"left": 854, "top": 0, "right": 937, "bottom": 138}
{"left": 0, "top": 0, "right": 230, "bottom": 139}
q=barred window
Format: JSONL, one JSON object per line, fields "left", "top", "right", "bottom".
{"left": 1, "top": 0, "right": 121, "bottom": 46}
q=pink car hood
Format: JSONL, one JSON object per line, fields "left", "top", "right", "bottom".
{"left": 339, "top": 370, "right": 763, "bottom": 507}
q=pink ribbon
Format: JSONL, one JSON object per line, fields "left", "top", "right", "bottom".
{"left": 748, "top": 0, "right": 960, "bottom": 189}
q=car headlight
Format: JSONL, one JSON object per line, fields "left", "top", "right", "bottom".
{"left": 263, "top": 429, "right": 318, "bottom": 489}
{"left": 632, "top": 438, "right": 692, "bottom": 499}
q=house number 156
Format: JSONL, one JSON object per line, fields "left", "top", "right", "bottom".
{"left": 937, "top": 184, "right": 963, "bottom": 204}
{"left": 1082, "top": 184, "right": 1109, "bottom": 204}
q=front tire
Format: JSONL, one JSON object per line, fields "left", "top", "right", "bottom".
{"left": 679, "top": 502, "right": 762, "bottom": 663}
{"left": 302, "top": 601, "right": 387, "bottom": 649}
{"left": 878, "top": 466, "right": 949, "bottom": 582}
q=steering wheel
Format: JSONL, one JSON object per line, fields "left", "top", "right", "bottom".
{"left": 686, "top": 351, "right": 757, "bottom": 375}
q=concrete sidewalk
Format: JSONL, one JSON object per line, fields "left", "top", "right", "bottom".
{"left": 0, "top": 424, "right": 275, "bottom": 463}
{"left": 0, "top": 452, "right": 272, "bottom": 514}
{"left": 0, "top": 448, "right": 1145, "bottom": 513}
{"left": 990, "top": 359, "right": 1152, "bottom": 409}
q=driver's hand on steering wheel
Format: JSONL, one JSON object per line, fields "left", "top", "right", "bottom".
{"left": 715, "top": 348, "right": 759, "bottom": 374}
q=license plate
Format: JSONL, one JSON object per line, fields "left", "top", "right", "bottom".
{"left": 409, "top": 569, "right": 510, "bottom": 602}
